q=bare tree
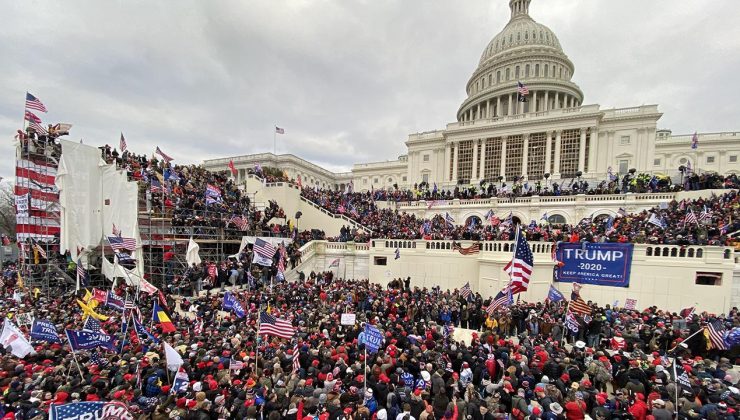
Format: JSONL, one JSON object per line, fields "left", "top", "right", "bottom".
{"left": 0, "top": 182, "right": 16, "bottom": 238}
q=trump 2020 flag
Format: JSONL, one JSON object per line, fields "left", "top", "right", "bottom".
{"left": 0, "top": 318, "right": 34, "bottom": 358}
{"left": 65, "top": 329, "right": 115, "bottom": 351}
{"left": 223, "top": 292, "right": 246, "bottom": 318}
{"left": 547, "top": 285, "right": 564, "bottom": 303}
{"left": 172, "top": 369, "right": 189, "bottom": 394}
{"left": 50, "top": 401, "right": 134, "bottom": 420}
{"left": 30, "top": 319, "right": 61, "bottom": 344}
{"left": 133, "top": 317, "right": 160, "bottom": 344}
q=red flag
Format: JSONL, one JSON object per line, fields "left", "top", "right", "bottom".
{"left": 228, "top": 160, "right": 237, "bottom": 177}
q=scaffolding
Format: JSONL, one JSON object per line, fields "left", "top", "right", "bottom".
{"left": 14, "top": 128, "right": 71, "bottom": 293}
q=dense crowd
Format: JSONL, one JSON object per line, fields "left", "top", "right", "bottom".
{"left": 99, "top": 146, "right": 304, "bottom": 239}
{"left": 1, "top": 269, "right": 739, "bottom": 419}
{"left": 302, "top": 187, "right": 740, "bottom": 246}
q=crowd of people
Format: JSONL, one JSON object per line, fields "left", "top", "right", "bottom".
{"left": 99, "top": 146, "right": 301, "bottom": 239}
{"left": 302, "top": 186, "right": 740, "bottom": 246}
{"left": 1, "top": 270, "right": 738, "bottom": 419}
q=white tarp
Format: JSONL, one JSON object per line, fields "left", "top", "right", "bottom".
{"left": 56, "top": 140, "right": 141, "bottom": 259}
{"left": 186, "top": 237, "right": 201, "bottom": 266}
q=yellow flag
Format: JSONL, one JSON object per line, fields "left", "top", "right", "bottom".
{"left": 77, "top": 299, "right": 108, "bottom": 321}
{"left": 16, "top": 272, "right": 24, "bottom": 289}
{"left": 266, "top": 304, "right": 272, "bottom": 315}
{"left": 83, "top": 289, "right": 93, "bottom": 302}
{"left": 33, "top": 287, "right": 40, "bottom": 299}
{"left": 156, "top": 172, "right": 164, "bottom": 184}
{"left": 33, "top": 246, "right": 39, "bottom": 265}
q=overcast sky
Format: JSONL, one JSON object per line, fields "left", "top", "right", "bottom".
{"left": 1, "top": 0, "right": 738, "bottom": 178}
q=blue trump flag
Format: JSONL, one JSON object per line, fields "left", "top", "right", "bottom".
{"left": 547, "top": 285, "right": 565, "bottom": 303}
{"left": 359, "top": 324, "right": 383, "bottom": 353}
{"left": 65, "top": 329, "right": 115, "bottom": 351}
{"left": 106, "top": 292, "right": 125, "bottom": 312}
{"left": 50, "top": 401, "right": 133, "bottom": 420}
{"left": 30, "top": 319, "right": 61, "bottom": 344}
{"left": 133, "top": 317, "right": 160, "bottom": 344}
{"left": 223, "top": 292, "right": 246, "bottom": 318}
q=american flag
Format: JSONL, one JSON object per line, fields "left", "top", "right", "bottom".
{"left": 487, "top": 286, "right": 513, "bottom": 316}
{"left": 699, "top": 206, "right": 712, "bottom": 222}
{"left": 254, "top": 238, "right": 276, "bottom": 261}
{"left": 230, "top": 358, "right": 245, "bottom": 371}
{"left": 83, "top": 316, "right": 102, "bottom": 333}
{"left": 228, "top": 160, "right": 237, "bottom": 176}
{"left": 292, "top": 343, "right": 301, "bottom": 373}
{"left": 107, "top": 235, "right": 136, "bottom": 251}
{"left": 275, "top": 126, "right": 285, "bottom": 134}
{"left": 705, "top": 320, "right": 728, "bottom": 350}
{"left": 24, "top": 110, "right": 42, "bottom": 123}
{"left": 155, "top": 146, "right": 173, "bottom": 162}
{"left": 193, "top": 317, "right": 203, "bottom": 335}
{"left": 684, "top": 210, "right": 698, "bottom": 225}
{"left": 120, "top": 133, "right": 127, "bottom": 152}
{"left": 504, "top": 229, "right": 533, "bottom": 293}
{"left": 229, "top": 215, "right": 248, "bottom": 231}
{"left": 150, "top": 178, "right": 164, "bottom": 193}
{"left": 24, "top": 110, "right": 47, "bottom": 134}
{"left": 453, "top": 242, "right": 480, "bottom": 255}
{"left": 459, "top": 282, "right": 472, "bottom": 300}
{"left": 517, "top": 81, "right": 530, "bottom": 95}
{"left": 680, "top": 306, "right": 695, "bottom": 321}
{"left": 89, "top": 351, "right": 109, "bottom": 367}
{"left": 445, "top": 212, "right": 455, "bottom": 227}
{"left": 258, "top": 312, "right": 295, "bottom": 339}
{"left": 569, "top": 292, "right": 592, "bottom": 315}
{"left": 25, "top": 92, "right": 47, "bottom": 112}
{"left": 624, "top": 298, "right": 638, "bottom": 310}
{"left": 77, "top": 259, "right": 89, "bottom": 287}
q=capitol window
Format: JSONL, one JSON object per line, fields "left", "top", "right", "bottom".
{"left": 363, "top": 179, "right": 367, "bottom": 185}
{"left": 548, "top": 214, "right": 567, "bottom": 224}
{"left": 654, "top": 158, "right": 661, "bottom": 166}
{"left": 730, "top": 155, "right": 737, "bottom": 163}
{"left": 535, "top": 64, "right": 539, "bottom": 77}
{"left": 707, "top": 156, "right": 715, "bottom": 164}
{"left": 620, "top": 136, "right": 631, "bottom": 145}
{"left": 374, "top": 178, "right": 378, "bottom": 184}
{"left": 619, "top": 160, "right": 629, "bottom": 174}
{"left": 423, "top": 154, "right": 429, "bottom": 162}
{"left": 422, "top": 174, "right": 429, "bottom": 183}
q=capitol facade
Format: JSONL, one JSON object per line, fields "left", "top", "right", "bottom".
{"left": 205, "top": 0, "right": 739, "bottom": 192}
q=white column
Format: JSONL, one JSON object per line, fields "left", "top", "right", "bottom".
{"left": 445, "top": 143, "right": 451, "bottom": 182}
{"left": 496, "top": 96, "right": 502, "bottom": 117}
{"left": 554, "top": 130, "right": 562, "bottom": 176}
{"left": 500, "top": 136, "right": 507, "bottom": 177}
{"left": 486, "top": 100, "right": 491, "bottom": 118}
{"left": 453, "top": 143, "right": 459, "bottom": 183}
{"left": 532, "top": 91, "right": 537, "bottom": 113}
{"left": 578, "top": 128, "right": 587, "bottom": 173}
{"left": 544, "top": 131, "right": 553, "bottom": 174}
{"left": 471, "top": 140, "right": 479, "bottom": 181}
{"left": 522, "top": 133, "right": 530, "bottom": 178}
{"left": 479, "top": 139, "right": 487, "bottom": 179}
{"left": 588, "top": 127, "right": 598, "bottom": 173}
{"left": 544, "top": 91, "right": 550, "bottom": 111}
{"left": 476, "top": 104, "right": 481, "bottom": 120}
{"left": 554, "top": 92, "right": 560, "bottom": 109}
{"left": 508, "top": 94, "right": 514, "bottom": 115}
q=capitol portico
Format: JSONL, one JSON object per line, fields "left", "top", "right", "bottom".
{"left": 204, "top": 0, "right": 739, "bottom": 192}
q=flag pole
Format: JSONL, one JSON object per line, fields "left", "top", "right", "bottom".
{"left": 64, "top": 330, "right": 85, "bottom": 379}
{"left": 273, "top": 126, "right": 276, "bottom": 155}
{"left": 561, "top": 300, "right": 570, "bottom": 347}
{"left": 671, "top": 357, "right": 679, "bottom": 414}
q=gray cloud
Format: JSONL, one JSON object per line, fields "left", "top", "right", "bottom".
{"left": 0, "top": 0, "right": 738, "bottom": 179}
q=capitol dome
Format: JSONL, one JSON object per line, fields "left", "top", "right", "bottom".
{"left": 457, "top": 0, "right": 584, "bottom": 122}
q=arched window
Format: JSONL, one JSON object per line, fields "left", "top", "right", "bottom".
{"left": 688, "top": 249, "right": 695, "bottom": 258}
{"left": 525, "top": 64, "right": 530, "bottom": 77}
{"left": 547, "top": 214, "right": 567, "bottom": 224}
{"left": 544, "top": 65, "right": 549, "bottom": 77}
{"left": 497, "top": 71, "right": 501, "bottom": 83}
{"left": 646, "top": 247, "right": 652, "bottom": 256}
{"left": 488, "top": 74, "right": 492, "bottom": 85}
{"left": 515, "top": 66, "right": 520, "bottom": 79}
{"left": 535, "top": 64, "right": 539, "bottom": 77}
{"left": 506, "top": 68, "right": 510, "bottom": 80}
{"left": 697, "top": 249, "right": 703, "bottom": 258}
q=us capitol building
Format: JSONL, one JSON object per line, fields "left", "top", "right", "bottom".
{"left": 205, "top": 0, "right": 739, "bottom": 192}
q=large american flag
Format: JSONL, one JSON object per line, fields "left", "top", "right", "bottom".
{"left": 569, "top": 292, "right": 592, "bottom": 315}
{"left": 228, "top": 215, "right": 248, "bottom": 231}
{"left": 705, "top": 320, "right": 728, "bottom": 350}
{"left": 683, "top": 210, "right": 698, "bottom": 225}
{"left": 504, "top": 229, "right": 533, "bottom": 293}
{"left": 107, "top": 235, "right": 136, "bottom": 251}
{"left": 155, "top": 146, "right": 173, "bottom": 162}
{"left": 292, "top": 342, "right": 301, "bottom": 373}
{"left": 698, "top": 206, "right": 712, "bottom": 222}
{"left": 517, "top": 81, "right": 529, "bottom": 95}
{"left": 254, "top": 238, "right": 276, "bottom": 260}
{"left": 24, "top": 110, "right": 47, "bottom": 134}
{"left": 258, "top": 312, "right": 295, "bottom": 339}
{"left": 487, "top": 285, "right": 513, "bottom": 316}
{"left": 459, "top": 282, "right": 473, "bottom": 299}
{"left": 25, "top": 92, "right": 47, "bottom": 113}
{"left": 453, "top": 242, "right": 480, "bottom": 255}
{"left": 120, "top": 132, "right": 127, "bottom": 152}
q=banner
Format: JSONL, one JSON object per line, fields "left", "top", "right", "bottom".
{"left": 223, "top": 292, "right": 245, "bottom": 318}
{"left": 50, "top": 401, "right": 134, "bottom": 420}
{"left": 15, "top": 194, "right": 29, "bottom": 217}
{"left": 30, "top": 319, "right": 61, "bottom": 344}
{"left": 65, "top": 329, "right": 115, "bottom": 351}
{"left": 555, "top": 242, "right": 633, "bottom": 287}
{"left": 359, "top": 324, "right": 383, "bottom": 353}
{"left": 340, "top": 313, "right": 356, "bottom": 325}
